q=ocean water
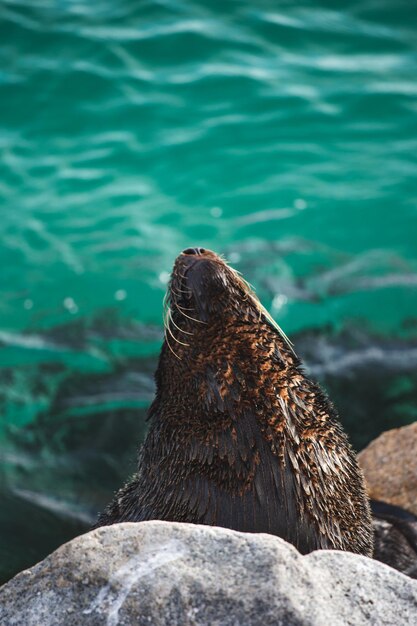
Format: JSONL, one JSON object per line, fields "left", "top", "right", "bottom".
{"left": 1, "top": 0, "right": 417, "bottom": 582}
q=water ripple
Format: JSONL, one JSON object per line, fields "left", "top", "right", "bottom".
{"left": 1, "top": 0, "right": 416, "bottom": 361}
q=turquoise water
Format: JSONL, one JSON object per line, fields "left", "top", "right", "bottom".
{"left": 1, "top": 0, "right": 417, "bottom": 581}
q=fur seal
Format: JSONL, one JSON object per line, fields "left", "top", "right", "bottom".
{"left": 95, "top": 247, "right": 373, "bottom": 556}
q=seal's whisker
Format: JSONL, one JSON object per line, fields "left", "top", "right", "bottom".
{"left": 162, "top": 306, "right": 170, "bottom": 334}
{"left": 163, "top": 329, "right": 182, "bottom": 360}
{"left": 166, "top": 319, "right": 190, "bottom": 346}
{"left": 169, "top": 308, "right": 194, "bottom": 335}
{"left": 162, "top": 307, "right": 187, "bottom": 352}
{"left": 162, "top": 292, "right": 169, "bottom": 313}
{"left": 169, "top": 293, "right": 195, "bottom": 311}
{"left": 212, "top": 254, "right": 227, "bottom": 265}
{"left": 171, "top": 283, "right": 192, "bottom": 295}
{"left": 171, "top": 300, "right": 195, "bottom": 311}
{"left": 173, "top": 302, "right": 207, "bottom": 324}
{"left": 171, "top": 286, "right": 192, "bottom": 299}
{"left": 164, "top": 306, "right": 190, "bottom": 346}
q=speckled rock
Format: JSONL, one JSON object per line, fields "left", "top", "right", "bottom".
{"left": 1, "top": 521, "right": 417, "bottom": 626}
{"left": 359, "top": 422, "right": 417, "bottom": 516}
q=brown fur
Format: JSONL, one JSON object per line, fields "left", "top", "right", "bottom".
{"left": 95, "top": 249, "right": 373, "bottom": 556}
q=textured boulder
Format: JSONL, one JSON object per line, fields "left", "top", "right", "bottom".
{"left": 359, "top": 422, "right": 417, "bottom": 516}
{"left": 1, "top": 521, "right": 417, "bottom": 626}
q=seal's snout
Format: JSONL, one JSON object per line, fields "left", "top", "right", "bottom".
{"left": 171, "top": 247, "right": 230, "bottom": 323}
{"left": 182, "top": 247, "right": 206, "bottom": 256}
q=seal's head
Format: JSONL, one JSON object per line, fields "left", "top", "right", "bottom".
{"left": 164, "top": 246, "right": 292, "bottom": 361}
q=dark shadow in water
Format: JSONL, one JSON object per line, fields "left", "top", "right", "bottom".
{"left": 0, "top": 487, "right": 89, "bottom": 584}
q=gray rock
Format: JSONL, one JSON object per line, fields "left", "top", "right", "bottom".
{"left": 1, "top": 521, "right": 417, "bottom": 626}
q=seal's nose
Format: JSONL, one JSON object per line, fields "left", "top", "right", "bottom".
{"left": 182, "top": 247, "right": 206, "bottom": 256}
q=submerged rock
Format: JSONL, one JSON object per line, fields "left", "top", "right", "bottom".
{"left": 1, "top": 521, "right": 417, "bottom": 626}
{"left": 359, "top": 422, "right": 417, "bottom": 516}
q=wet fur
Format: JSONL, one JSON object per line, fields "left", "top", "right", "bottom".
{"left": 95, "top": 250, "right": 373, "bottom": 556}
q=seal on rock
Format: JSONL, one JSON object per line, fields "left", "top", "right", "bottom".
{"left": 95, "top": 247, "right": 373, "bottom": 556}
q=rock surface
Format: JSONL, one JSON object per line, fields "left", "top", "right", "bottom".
{"left": 359, "top": 422, "right": 417, "bottom": 516}
{"left": 1, "top": 521, "right": 417, "bottom": 626}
